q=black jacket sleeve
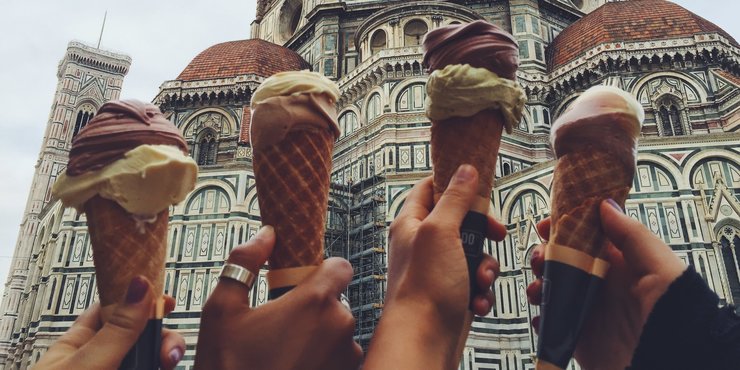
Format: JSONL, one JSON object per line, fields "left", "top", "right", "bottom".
{"left": 628, "top": 267, "right": 740, "bottom": 370}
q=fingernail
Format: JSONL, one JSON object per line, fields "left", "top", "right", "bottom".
{"left": 486, "top": 269, "right": 495, "bottom": 282}
{"left": 606, "top": 199, "right": 623, "bottom": 213}
{"left": 169, "top": 347, "right": 184, "bottom": 364}
{"left": 532, "top": 250, "right": 541, "bottom": 263}
{"left": 255, "top": 225, "right": 274, "bottom": 239}
{"left": 452, "top": 164, "right": 475, "bottom": 184}
{"left": 125, "top": 276, "right": 148, "bottom": 304}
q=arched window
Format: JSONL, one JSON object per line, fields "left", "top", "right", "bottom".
{"left": 73, "top": 103, "right": 96, "bottom": 137}
{"left": 339, "top": 111, "right": 358, "bottom": 137}
{"left": 658, "top": 99, "right": 686, "bottom": 136}
{"left": 397, "top": 83, "right": 426, "bottom": 112}
{"left": 543, "top": 108, "right": 551, "bottom": 126}
{"left": 503, "top": 163, "right": 511, "bottom": 176}
{"left": 370, "top": 30, "right": 387, "bottom": 55}
{"left": 367, "top": 94, "right": 382, "bottom": 123}
{"left": 719, "top": 226, "right": 740, "bottom": 312}
{"left": 196, "top": 130, "right": 218, "bottom": 166}
{"left": 404, "top": 20, "right": 428, "bottom": 46}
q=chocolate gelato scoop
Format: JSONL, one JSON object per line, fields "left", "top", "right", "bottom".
{"left": 423, "top": 20, "right": 520, "bottom": 80}
{"left": 67, "top": 100, "right": 188, "bottom": 176}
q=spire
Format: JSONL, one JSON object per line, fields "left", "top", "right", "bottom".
{"left": 97, "top": 10, "right": 107, "bottom": 49}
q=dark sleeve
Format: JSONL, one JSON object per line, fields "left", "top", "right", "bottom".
{"left": 628, "top": 267, "right": 740, "bottom": 370}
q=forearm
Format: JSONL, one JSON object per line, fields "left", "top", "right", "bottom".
{"left": 629, "top": 267, "right": 740, "bottom": 370}
{"left": 365, "top": 299, "right": 462, "bottom": 370}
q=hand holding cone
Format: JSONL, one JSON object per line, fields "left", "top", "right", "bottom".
{"left": 536, "top": 86, "right": 644, "bottom": 370}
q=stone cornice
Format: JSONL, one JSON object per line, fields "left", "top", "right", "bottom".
{"left": 338, "top": 47, "right": 424, "bottom": 104}
{"left": 154, "top": 75, "right": 263, "bottom": 106}
{"left": 549, "top": 33, "right": 740, "bottom": 83}
{"left": 639, "top": 131, "right": 740, "bottom": 147}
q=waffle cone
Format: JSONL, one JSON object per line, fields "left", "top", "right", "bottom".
{"left": 549, "top": 149, "right": 633, "bottom": 257}
{"left": 431, "top": 108, "right": 505, "bottom": 212}
{"left": 253, "top": 128, "right": 334, "bottom": 270}
{"left": 84, "top": 196, "right": 167, "bottom": 320}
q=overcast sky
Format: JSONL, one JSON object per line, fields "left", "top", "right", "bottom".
{"left": 0, "top": 1, "right": 738, "bottom": 299}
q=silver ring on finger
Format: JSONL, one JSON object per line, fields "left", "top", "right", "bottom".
{"left": 220, "top": 263, "right": 257, "bottom": 291}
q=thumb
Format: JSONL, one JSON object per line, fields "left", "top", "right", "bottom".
{"left": 600, "top": 200, "right": 683, "bottom": 277}
{"left": 73, "top": 276, "right": 154, "bottom": 368}
{"left": 292, "top": 258, "right": 353, "bottom": 303}
{"left": 427, "top": 164, "right": 479, "bottom": 229}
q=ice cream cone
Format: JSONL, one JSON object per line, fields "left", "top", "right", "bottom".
{"left": 252, "top": 128, "right": 334, "bottom": 285}
{"left": 431, "top": 109, "right": 505, "bottom": 212}
{"left": 250, "top": 71, "right": 340, "bottom": 298}
{"left": 549, "top": 149, "right": 633, "bottom": 257}
{"left": 52, "top": 100, "right": 198, "bottom": 370}
{"left": 536, "top": 86, "right": 644, "bottom": 370}
{"left": 84, "top": 196, "right": 167, "bottom": 320}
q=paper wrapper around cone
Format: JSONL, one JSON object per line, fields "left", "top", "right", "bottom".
{"left": 253, "top": 128, "right": 334, "bottom": 287}
{"left": 85, "top": 196, "right": 167, "bottom": 321}
{"left": 431, "top": 108, "right": 505, "bottom": 213}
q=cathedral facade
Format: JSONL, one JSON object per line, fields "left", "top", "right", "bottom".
{"left": 2, "top": 1, "right": 740, "bottom": 369}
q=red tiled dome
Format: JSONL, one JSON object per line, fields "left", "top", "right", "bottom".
{"left": 548, "top": 0, "right": 738, "bottom": 71}
{"left": 177, "top": 39, "right": 310, "bottom": 81}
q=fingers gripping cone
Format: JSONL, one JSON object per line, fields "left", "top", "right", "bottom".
{"left": 536, "top": 86, "right": 644, "bottom": 370}
{"left": 423, "top": 20, "right": 525, "bottom": 362}
{"left": 52, "top": 100, "right": 198, "bottom": 370}
{"left": 250, "top": 71, "right": 341, "bottom": 298}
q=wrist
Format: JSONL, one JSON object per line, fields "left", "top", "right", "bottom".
{"left": 365, "top": 297, "right": 463, "bottom": 370}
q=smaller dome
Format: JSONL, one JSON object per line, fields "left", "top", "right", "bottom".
{"left": 177, "top": 39, "right": 310, "bottom": 81}
{"left": 549, "top": 0, "right": 739, "bottom": 71}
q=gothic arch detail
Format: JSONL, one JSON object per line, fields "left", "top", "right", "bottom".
{"left": 634, "top": 161, "right": 679, "bottom": 192}
{"left": 73, "top": 103, "right": 97, "bottom": 137}
{"left": 717, "top": 225, "right": 740, "bottom": 309}
{"left": 366, "top": 93, "right": 382, "bottom": 123}
{"left": 195, "top": 129, "right": 218, "bottom": 166}
{"left": 655, "top": 94, "right": 688, "bottom": 136}
{"left": 339, "top": 110, "right": 359, "bottom": 137}
{"left": 185, "top": 186, "right": 231, "bottom": 215}
{"left": 690, "top": 157, "right": 740, "bottom": 189}
{"left": 396, "top": 83, "right": 426, "bottom": 112}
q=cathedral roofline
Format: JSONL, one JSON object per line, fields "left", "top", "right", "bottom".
{"left": 548, "top": 0, "right": 739, "bottom": 72}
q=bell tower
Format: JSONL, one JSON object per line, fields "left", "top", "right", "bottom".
{"left": 0, "top": 41, "right": 130, "bottom": 366}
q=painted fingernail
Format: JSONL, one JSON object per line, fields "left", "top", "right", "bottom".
{"left": 125, "top": 276, "right": 148, "bottom": 304}
{"left": 486, "top": 269, "right": 495, "bottom": 282}
{"left": 452, "top": 164, "right": 475, "bottom": 184}
{"left": 531, "top": 250, "right": 541, "bottom": 264}
{"left": 532, "top": 316, "right": 540, "bottom": 331}
{"left": 606, "top": 198, "right": 623, "bottom": 213}
{"left": 169, "top": 347, "right": 184, "bottom": 364}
